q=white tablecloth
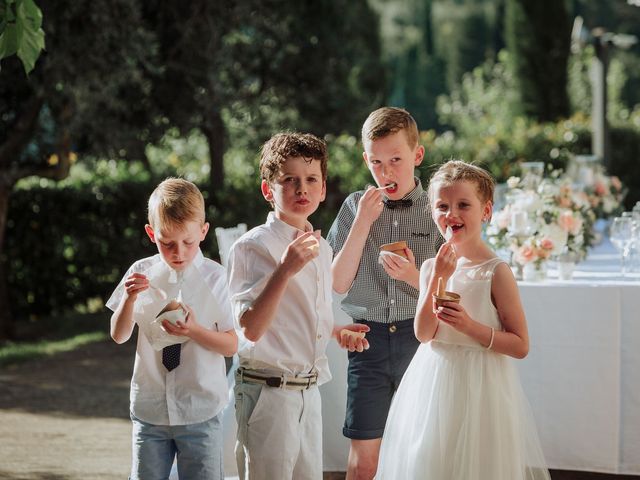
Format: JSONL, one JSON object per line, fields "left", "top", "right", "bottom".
{"left": 321, "top": 241, "right": 640, "bottom": 474}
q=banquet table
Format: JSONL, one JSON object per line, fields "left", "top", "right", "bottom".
{"left": 320, "top": 240, "right": 640, "bottom": 475}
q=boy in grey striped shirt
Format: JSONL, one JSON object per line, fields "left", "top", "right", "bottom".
{"left": 327, "top": 107, "right": 442, "bottom": 480}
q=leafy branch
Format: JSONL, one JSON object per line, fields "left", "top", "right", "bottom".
{"left": 0, "top": 0, "right": 45, "bottom": 74}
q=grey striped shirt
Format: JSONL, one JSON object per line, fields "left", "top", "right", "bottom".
{"left": 327, "top": 178, "right": 443, "bottom": 323}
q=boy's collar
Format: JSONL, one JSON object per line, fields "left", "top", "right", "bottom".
{"left": 266, "top": 212, "right": 314, "bottom": 239}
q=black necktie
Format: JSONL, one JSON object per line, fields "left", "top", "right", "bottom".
{"left": 384, "top": 199, "right": 413, "bottom": 209}
{"left": 162, "top": 344, "right": 181, "bottom": 371}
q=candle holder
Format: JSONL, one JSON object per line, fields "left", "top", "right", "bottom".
{"left": 506, "top": 231, "right": 531, "bottom": 280}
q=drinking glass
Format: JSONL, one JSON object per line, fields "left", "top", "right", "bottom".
{"left": 609, "top": 216, "right": 634, "bottom": 275}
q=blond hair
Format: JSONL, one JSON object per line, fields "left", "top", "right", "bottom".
{"left": 428, "top": 160, "right": 495, "bottom": 204}
{"left": 361, "top": 107, "right": 419, "bottom": 149}
{"left": 147, "top": 178, "right": 206, "bottom": 231}
{"left": 259, "top": 132, "right": 328, "bottom": 184}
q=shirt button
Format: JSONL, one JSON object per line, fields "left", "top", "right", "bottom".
{"left": 393, "top": 220, "right": 399, "bottom": 227}
{"left": 317, "top": 334, "right": 322, "bottom": 339}
{"left": 390, "top": 299, "right": 395, "bottom": 304}
{"left": 389, "top": 325, "right": 397, "bottom": 333}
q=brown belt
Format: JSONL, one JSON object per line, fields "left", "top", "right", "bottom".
{"left": 236, "top": 368, "right": 317, "bottom": 390}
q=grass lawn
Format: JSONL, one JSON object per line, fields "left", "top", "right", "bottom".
{"left": 0, "top": 311, "right": 110, "bottom": 367}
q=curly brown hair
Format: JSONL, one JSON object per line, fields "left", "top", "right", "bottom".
{"left": 259, "top": 132, "right": 328, "bottom": 184}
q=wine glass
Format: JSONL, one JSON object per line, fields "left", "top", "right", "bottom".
{"left": 609, "top": 216, "right": 634, "bottom": 276}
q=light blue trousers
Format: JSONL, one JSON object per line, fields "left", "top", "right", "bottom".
{"left": 130, "top": 412, "right": 224, "bottom": 480}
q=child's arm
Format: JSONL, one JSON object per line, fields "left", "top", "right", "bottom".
{"left": 162, "top": 305, "right": 238, "bottom": 357}
{"left": 486, "top": 263, "right": 529, "bottom": 358}
{"left": 239, "top": 231, "right": 320, "bottom": 342}
{"left": 332, "top": 187, "right": 384, "bottom": 293}
{"left": 414, "top": 243, "right": 456, "bottom": 342}
{"left": 435, "top": 263, "right": 529, "bottom": 359}
{"left": 110, "top": 272, "right": 148, "bottom": 344}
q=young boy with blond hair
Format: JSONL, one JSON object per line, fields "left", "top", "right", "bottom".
{"left": 227, "top": 132, "right": 368, "bottom": 480}
{"left": 107, "top": 178, "right": 237, "bottom": 480}
{"left": 327, "top": 107, "right": 442, "bottom": 479}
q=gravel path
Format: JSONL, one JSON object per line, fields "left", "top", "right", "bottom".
{"left": 0, "top": 339, "right": 135, "bottom": 480}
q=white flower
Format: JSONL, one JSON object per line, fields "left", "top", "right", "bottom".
{"left": 507, "top": 176, "right": 521, "bottom": 189}
{"left": 538, "top": 223, "right": 568, "bottom": 255}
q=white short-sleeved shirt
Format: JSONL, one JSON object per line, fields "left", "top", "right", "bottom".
{"left": 106, "top": 250, "right": 234, "bottom": 426}
{"left": 227, "top": 212, "right": 334, "bottom": 385}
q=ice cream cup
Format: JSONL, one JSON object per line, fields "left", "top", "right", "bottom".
{"left": 432, "top": 291, "right": 461, "bottom": 308}
{"left": 379, "top": 240, "right": 408, "bottom": 259}
{"left": 157, "top": 300, "right": 187, "bottom": 325}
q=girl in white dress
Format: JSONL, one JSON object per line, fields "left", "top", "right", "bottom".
{"left": 376, "top": 160, "right": 550, "bottom": 480}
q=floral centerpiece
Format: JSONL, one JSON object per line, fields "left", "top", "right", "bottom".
{"left": 486, "top": 171, "right": 597, "bottom": 278}
{"left": 583, "top": 170, "right": 625, "bottom": 220}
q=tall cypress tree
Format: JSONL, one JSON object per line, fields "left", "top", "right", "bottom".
{"left": 505, "top": 0, "right": 571, "bottom": 121}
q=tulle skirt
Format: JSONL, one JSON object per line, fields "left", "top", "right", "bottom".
{"left": 375, "top": 342, "right": 550, "bottom": 480}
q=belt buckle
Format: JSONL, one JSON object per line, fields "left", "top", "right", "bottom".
{"left": 266, "top": 376, "right": 282, "bottom": 388}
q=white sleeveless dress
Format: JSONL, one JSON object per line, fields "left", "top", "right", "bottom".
{"left": 376, "top": 258, "right": 550, "bottom": 480}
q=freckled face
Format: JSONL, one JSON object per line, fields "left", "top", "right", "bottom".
{"left": 261, "top": 156, "right": 326, "bottom": 229}
{"left": 145, "top": 220, "right": 209, "bottom": 271}
{"left": 363, "top": 131, "right": 424, "bottom": 200}
{"left": 431, "top": 180, "right": 491, "bottom": 244}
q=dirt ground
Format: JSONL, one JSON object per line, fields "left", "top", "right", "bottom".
{"left": 0, "top": 339, "right": 135, "bottom": 480}
{"left": 1, "top": 339, "right": 638, "bottom": 480}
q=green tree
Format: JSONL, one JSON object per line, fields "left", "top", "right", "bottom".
{"left": 0, "top": 0, "right": 385, "bottom": 337}
{"left": 505, "top": 0, "right": 571, "bottom": 121}
{"left": 0, "top": 0, "right": 45, "bottom": 74}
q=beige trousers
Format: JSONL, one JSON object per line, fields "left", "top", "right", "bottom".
{"left": 234, "top": 381, "right": 323, "bottom": 480}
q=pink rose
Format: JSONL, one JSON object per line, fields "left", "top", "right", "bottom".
{"left": 594, "top": 181, "right": 608, "bottom": 196}
{"left": 516, "top": 244, "right": 536, "bottom": 264}
{"left": 558, "top": 211, "right": 583, "bottom": 235}
{"left": 539, "top": 237, "right": 554, "bottom": 251}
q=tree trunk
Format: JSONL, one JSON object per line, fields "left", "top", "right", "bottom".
{"left": 203, "top": 108, "right": 225, "bottom": 207}
{"left": 0, "top": 185, "right": 14, "bottom": 339}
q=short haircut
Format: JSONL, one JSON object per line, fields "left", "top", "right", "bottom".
{"left": 259, "top": 132, "right": 328, "bottom": 184}
{"left": 147, "top": 178, "right": 206, "bottom": 232}
{"left": 361, "top": 107, "right": 419, "bottom": 149}
{"left": 428, "top": 160, "right": 495, "bottom": 204}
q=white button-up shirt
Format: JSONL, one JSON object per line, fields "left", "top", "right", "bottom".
{"left": 106, "top": 250, "right": 234, "bottom": 426}
{"left": 227, "top": 213, "right": 334, "bottom": 385}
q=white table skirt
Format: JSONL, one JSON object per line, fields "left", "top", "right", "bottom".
{"left": 321, "top": 240, "right": 640, "bottom": 474}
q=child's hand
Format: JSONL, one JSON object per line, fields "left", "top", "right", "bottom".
{"left": 355, "top": 186, "right": 384, "bottom": 226}
{"left": 123, "top": 272, "right": 149, "bottom": 301}
{"left": 334, "top": 324, "right": 370, "bottom": 352}
{"left": 380, "top": 247, "right": 418, "bottom": 286}
{"left": 162, "top": 304, "right": 199, "bottom": 338}
{"left": 433, "top": 242, "right": 456, "bottom": 280}
{"left": 435, "top": 302, "right": 473, "bottom": 334}
{"left": 280, "top": 231, "right": 320, "bottom": 276}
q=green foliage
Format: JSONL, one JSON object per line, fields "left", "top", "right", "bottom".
{"left": 0, "top": 0, "right": 45, "bottom": 74}
{"left": 428, "top": 49, "right": 640, "bottom": 209}
{"left": 569, "top": 46, "right": 640, "bottom": 125}
{"left": 504, "top": 0, "right": 570, "bottom": 121}
{"left": 0, "top": 331, "right": 106, "bottom": 366}
{"left": 432, "top": 1, "right": 499, "bottom": 91}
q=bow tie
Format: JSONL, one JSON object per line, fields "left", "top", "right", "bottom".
{"left": 384, "top": 199, "right": 413, "bottom": 209}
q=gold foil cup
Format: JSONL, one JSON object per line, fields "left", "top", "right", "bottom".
{"left": 379, "top": 240, "right": 409, "bottom": 259}
{"left": 432, "top": 291, "right": 461, "bottom": 308}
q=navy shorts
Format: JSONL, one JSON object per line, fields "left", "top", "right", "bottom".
{"left": 343, "top": 318, "right": 420, "bottom": 440}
